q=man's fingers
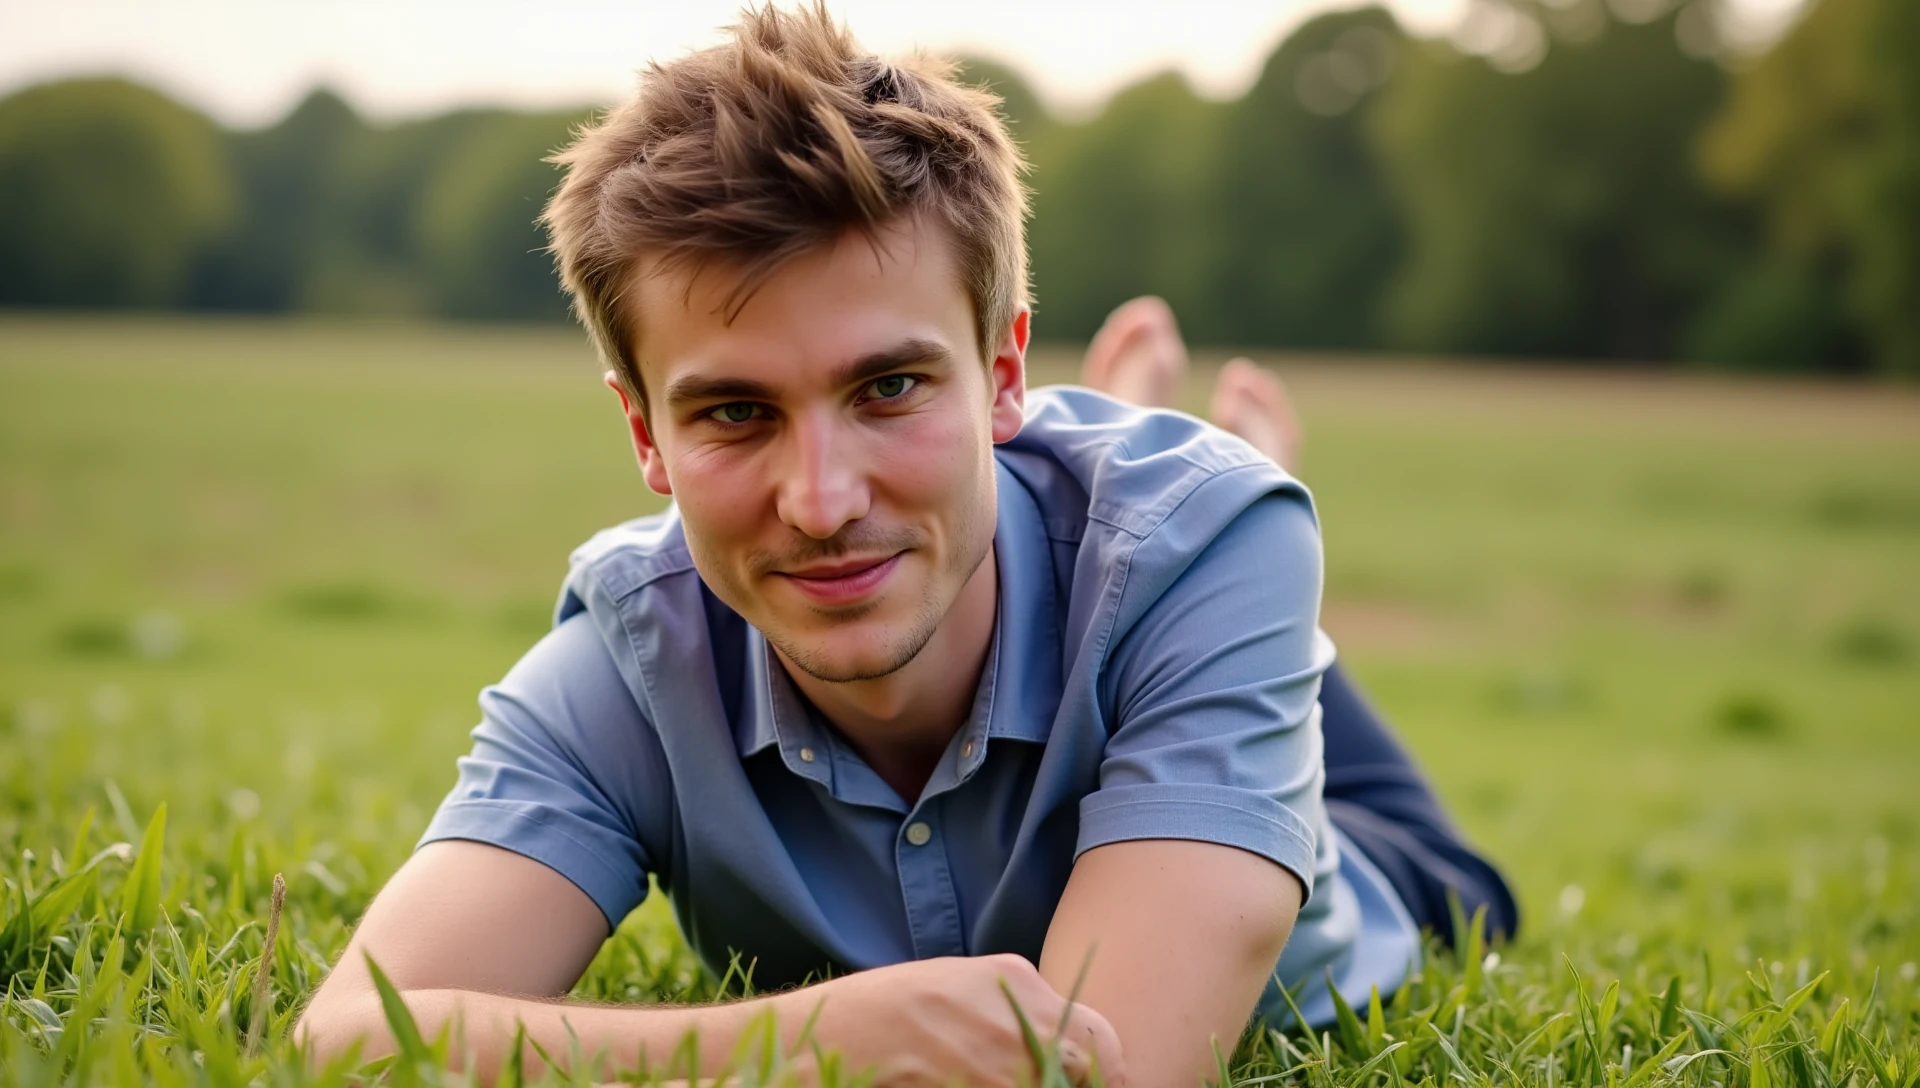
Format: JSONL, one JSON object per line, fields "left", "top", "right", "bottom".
{"left": 1079, "top": 1010, "right": 1127, "bottom": 1087}
{"left": 1044, "top": 1000, "right": 1125, "bottom": 1087}
{"left": 1058, "top": 1040, "right": 1092, "bottom": 1085}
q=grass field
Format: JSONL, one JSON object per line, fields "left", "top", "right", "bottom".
{"left": 2, "top": 313, "right": 1917, "bottom": 1085}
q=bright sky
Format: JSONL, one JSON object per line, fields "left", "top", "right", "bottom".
{"left": 1, "top": 0, "right": 1811, "bottom": 128}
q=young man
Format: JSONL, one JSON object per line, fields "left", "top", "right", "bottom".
{"left": 295, "top": 7, "right": 1514, "bottom": 1085}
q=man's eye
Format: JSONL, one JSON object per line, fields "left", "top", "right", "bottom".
{"left": 710, "top": 403, "right": 760, "bottom": 425}
{"left": 867, "top": 375, "right": 917, "bottom": 400}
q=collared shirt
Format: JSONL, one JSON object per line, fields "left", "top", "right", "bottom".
{"left": 420, "top": 386, "right": 1417, "bottom": 1028}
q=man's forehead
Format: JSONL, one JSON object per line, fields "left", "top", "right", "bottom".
{"left": 626, "top": 219, "right": 975, "bottom": 395}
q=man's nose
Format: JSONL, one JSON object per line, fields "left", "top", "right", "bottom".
{"left": 774, "top": 410, "right": 870, "bottom": 540}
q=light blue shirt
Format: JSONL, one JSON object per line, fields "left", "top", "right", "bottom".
{"left": 420, "top": 386, "right": 1417, "bottom": 1028}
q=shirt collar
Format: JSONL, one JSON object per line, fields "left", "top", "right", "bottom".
{"left": 734, "top": 458, "right": 1061, "bottom": 777}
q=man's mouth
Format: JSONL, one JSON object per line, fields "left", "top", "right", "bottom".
{"left": 775, "top": 552, "right": 904, "bottom": 606}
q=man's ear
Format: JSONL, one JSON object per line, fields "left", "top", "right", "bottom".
{"left": 987, "top": 307, "right": 1029, "bottom": 444}
{"left": 605, "top": 370, "right": 673, "bottom": 496}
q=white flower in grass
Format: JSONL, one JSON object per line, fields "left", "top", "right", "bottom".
{"left": 227, "top": 788, "right": 262, "bottom": 821}
{"left": 1558, "top": 884, "right": 1586, "bottom": 916}
{"left": 131, "top": 611, "right": 185, "bottom": 660}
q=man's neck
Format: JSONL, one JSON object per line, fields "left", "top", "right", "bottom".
{"left": 779, "top": 546, "right": 999, "bottom": 805}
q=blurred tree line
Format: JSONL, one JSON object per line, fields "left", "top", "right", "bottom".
{"left": 0, "top": 0, "right": 1913, "bottom": 374}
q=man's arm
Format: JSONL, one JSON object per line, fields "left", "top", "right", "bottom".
{"left": 1043, "top": 484, "right": 1338, "bottom": 1085}
{"left": 1039, "top": 839, "right": 1300, "bottom": 1088}
{"left": 296, "top": 840, "right": 1126, "bottom": 1086}
{"left": 294, "top": 840, "right": 714, "bottom": 1077}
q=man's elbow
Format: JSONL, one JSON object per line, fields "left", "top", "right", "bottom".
{"left": 292, "top": 988, "right": 383, "bottom": 1067}
{"left": 1237, "top": 871, "right": 1304, "bottom": 968}
{"left": 1238, "top": 910, "right": 1294, "bottom": 972}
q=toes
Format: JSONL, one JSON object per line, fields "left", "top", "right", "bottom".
{"left": 1082, "top": 300, "right": 1162, "bottom": 387}
{"left": 1210, "top": 357, "right": 1261, "bottom": 417}
{"left": 1083, "top": 296, "right": 1188, "bottom": 404}
{"left": 1109, "top": 295, "right": 1173, "bottom": 328}
{"left": 1222, "top": 358, "right": 1293, "bottom": 414}
{"left": 1210, "top": 358, "right": 1304, "bottom": 472}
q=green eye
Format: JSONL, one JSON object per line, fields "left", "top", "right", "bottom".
{"left": 713, "top": 403, "right": 759, "bottom": 424}
{"left": 869, "top": 375, "right": 914, "bottom": 399}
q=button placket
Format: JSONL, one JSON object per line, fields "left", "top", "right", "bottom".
{"left": 895, "top": 802, "right": 965, "bottom": 958}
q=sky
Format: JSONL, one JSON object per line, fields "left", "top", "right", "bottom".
{"left": 2, "top": 0, "right": 1812, "bottom": 129}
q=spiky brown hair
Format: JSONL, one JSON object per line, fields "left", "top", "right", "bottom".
{"left": 541, "top": 3, "right": 1030, "bottom": 407}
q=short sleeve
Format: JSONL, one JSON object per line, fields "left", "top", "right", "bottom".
{"left": 418, "top": 612, "right": 670, "bottom": 930}
{"left": 1077, "top": 490, "right": 1335, "bottom": 897}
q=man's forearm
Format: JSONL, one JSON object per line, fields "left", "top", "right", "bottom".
{"left": 298, "top": 953, "right": 1123, "bottom": 1088}
{"left": 299, "top": 985, "right": 806, "bottom": 1084}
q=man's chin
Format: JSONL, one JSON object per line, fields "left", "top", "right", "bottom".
{"left": 772, "top": 639, "right": 914, "bottom": 684}
{"left": 765, "top": 614, "right": 938, "bottom": 685}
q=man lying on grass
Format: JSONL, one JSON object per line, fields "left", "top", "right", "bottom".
{"left": 294, "top": 5, "right": 1515, "bottom": 1085}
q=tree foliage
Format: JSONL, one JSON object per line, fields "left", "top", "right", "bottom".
{"left": 1202, "top": 9, "right": 1407, "bottom": 350}
{"left": 412, "top": 110, "right": 584, "bottom": 321}
{"left": 0, "top": 78, "right": 231, "bottom": 307}
{"left": 1699, "top": 0, "right": 1920, "bottom": 375}
{"left": 1026, "top": 72, "right": 1226, "bottom": 341}
{"left": 0, "top": 0, "right": 1913, "bottom": 375}
{"left": 1370, "top": 1, "right": 1745, "bottom": 362}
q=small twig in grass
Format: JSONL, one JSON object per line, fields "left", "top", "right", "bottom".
{"left": 245, "top": 872, "right": 287, "bottom": 1056}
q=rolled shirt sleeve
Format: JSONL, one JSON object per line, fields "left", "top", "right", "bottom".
{"left": 418, "top": 612, "right": 669, "bottom": 930}
{"left": 1076, "top": 488, "right": 1335, "bottom": 899}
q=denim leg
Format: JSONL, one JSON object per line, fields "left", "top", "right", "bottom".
{"left": 1318, "top": 663, "right": 1520, "bottom": 946}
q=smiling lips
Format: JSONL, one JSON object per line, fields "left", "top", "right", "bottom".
{"left": 777, "top": 553, "right": 904, "bottom": 606}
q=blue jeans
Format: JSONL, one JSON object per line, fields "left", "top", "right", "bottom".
{"left": 1319, "top": 664, "right": 1520, "bottom": 946}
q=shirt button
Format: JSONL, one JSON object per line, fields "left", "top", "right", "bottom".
{"left": 905, "top": 821, "right": 933, "bottom": 846}
{"left": 962, "top": 740, "right": 975, "bottom": 758}
{"left": 799, "top": 747, "right": 816, "bottom": 763}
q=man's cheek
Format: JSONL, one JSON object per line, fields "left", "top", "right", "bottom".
{"left": 883, "top": 412, "right": 979, "bottom": 497}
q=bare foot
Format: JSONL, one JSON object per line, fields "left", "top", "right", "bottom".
{"left": 1079, "top": 296, "right": 1187, "bottom": 409}
{"left": 1209, "top": 358, "right": 1304, "bottom": 474}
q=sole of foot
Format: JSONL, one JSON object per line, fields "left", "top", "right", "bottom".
{"left": 1208, "top": 357, "right": 1304, "bottom": 474}
{"left": 1079, "top": 295, "right": 1187, "bottom": 410}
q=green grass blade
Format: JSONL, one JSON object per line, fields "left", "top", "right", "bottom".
{"left": 1568, "top": 956, "right": 1604, "bottom": 1076}
{"left": 1425, "top": 1019, "right": 1473, "bottom": 1081}
{"left": 1658, "top": 977, "right": 1683, "bottom": 1040}
{"left": 1000, "top": 976, "right": 1064, "bottom": 1087}
{"left": 1463, "top": 903, "right": 1488, "bottom": 1001}
{"left": 29, "top": 869, "right": 99, "bottom": 941}
{"left": 1818, "top": 999, "right": 1849, "bottom": 1061}
{"left": 1368, "top": 985, "right": 1387, "bottom": 1055}
{"left": 65, "top": 807, "right": 95, "bottom": 878}
{"left": 1846, "top": 1026, "right": 1899, "bottom": 1088}
{"left": 363, "top": 953, "right": 432, "bottom": 1074}
{"left": 1763, "top": 972, "right": 1830, "bottom": 1040}
{"left": 1328, "top": 970, "right": 1370, "bottom": 1058}
{"left": 116, "top": 803, "right": 167, "bottom": 939}
{"left": 1597, "top": 979, "right": 1621, "bottom": 1041}
{"left": 1625, "top": 1027, "right": 1693, "bottom": 1087}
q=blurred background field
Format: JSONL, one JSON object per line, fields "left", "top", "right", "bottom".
{"left": 3, "top": 313, "right": 1916, "bottom": 963}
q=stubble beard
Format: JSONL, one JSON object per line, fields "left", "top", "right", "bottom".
{"left": 765, "top": 495, "right": 995, "bottom": 685}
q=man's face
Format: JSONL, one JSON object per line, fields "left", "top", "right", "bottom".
{"left": 614, "top": 219, "right": 1028, "bottom": 683}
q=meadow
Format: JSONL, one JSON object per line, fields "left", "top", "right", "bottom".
{"left": 1, "top": 313, "right": 1916, "bottom": 1085}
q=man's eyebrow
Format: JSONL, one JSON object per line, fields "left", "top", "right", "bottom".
{"left": 663, "top": 338, "right": 957, "bottom": 410}
{"left": 663, "top": 373, "right": 778, "bottom": 409}
{"left": 829, "top": 338, "right": 957, "bottom": 390}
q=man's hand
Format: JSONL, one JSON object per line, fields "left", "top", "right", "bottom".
{"left": 778, "top": 954, "right": 1127, "bottom": 1087}
{"left": 296, "top": 841, "right": 1123, "bottom": 1086}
